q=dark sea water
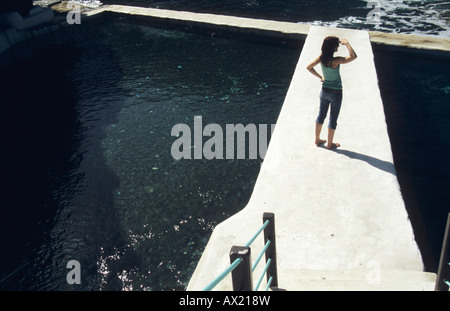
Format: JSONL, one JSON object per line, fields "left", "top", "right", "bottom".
{"left": 0, "top": 0, "right": 449, "bottom": 291}
{"left": 373, "top": 46, "right": 450, "bottom": 271}
{"left": 0, "top": 14, "right": 300, "bottom": 290}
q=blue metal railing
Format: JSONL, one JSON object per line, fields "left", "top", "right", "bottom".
{"left": 202, "top": 258, "right": 242, "bottom": 291}
{"left": 254, "top": 258, "right": 272, "bottom": 291}
{"left": 252, "top": 240, "right": 271, "bottom": 271}
{"left": 202, "top": 212, "right": 277, "bottom": 291}
{"left": 203, "top": 211, "right": 450, "bottom": 291}
{"left": 245, "top": 220, "right": 269, "bottom": 247}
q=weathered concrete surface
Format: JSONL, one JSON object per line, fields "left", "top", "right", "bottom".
{"left": 187, "top": 26, "right": 433, "bottom": 291}
{"left": 369, "top": 30, "right": 450, "bottom": 51}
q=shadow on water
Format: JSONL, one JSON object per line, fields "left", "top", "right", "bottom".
{"left": 373, "top": 44, "right": 450, "bottom": 272}
{"left": 0, "top": 43, "right": 80, "bottom": 288}
{"left": 0, "top": 18, "right": 130, "bottom": 290}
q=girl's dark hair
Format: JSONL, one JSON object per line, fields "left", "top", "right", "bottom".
{"left": 320, "top": 36, "right": 340, "bottom": 65}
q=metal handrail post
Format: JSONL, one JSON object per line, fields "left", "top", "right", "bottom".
{"left": 230, "top": 246, "right": 253, "bottom": 291}
{"left": 263, "top": 212, "right": 278, "bottom": 288}
{"left": 435, "top": 213, "right": 450, "bottom": 291}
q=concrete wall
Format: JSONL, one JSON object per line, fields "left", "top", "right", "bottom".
{"left": 90, "top": 5, "right": 450, "bottom": 51}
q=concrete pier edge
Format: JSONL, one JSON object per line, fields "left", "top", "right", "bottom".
{"left": 87, "top": 5, "right": 450, "bottom": 52}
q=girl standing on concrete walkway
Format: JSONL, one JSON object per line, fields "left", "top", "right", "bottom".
{"left": 306, "top": 36, "right": 357, "bottom": 149}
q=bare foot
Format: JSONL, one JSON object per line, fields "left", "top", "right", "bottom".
{"left": 315, "top": 139, "right": 326, "bottom": 146}
{"left": 327, "top": 142, "right": 340, "bottom": 149}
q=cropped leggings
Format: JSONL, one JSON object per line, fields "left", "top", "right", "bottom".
{"left": 315, "top": 87, "right": 343, "bottom": 130}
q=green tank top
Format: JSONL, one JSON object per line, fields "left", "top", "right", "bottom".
{"left": 321, "top": 60, "right": 342, "bottom": 90}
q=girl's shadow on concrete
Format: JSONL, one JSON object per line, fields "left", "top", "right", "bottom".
{"left": 329, "top": 148, "right": 396, "bottom": 175}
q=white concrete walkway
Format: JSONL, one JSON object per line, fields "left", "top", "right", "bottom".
{"left": 187, "top": 26, "right": 436, "bottom": 291}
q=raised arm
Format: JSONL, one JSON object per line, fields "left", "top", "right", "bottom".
{"left": 336, "top": 39, "right": 357, "bottom": 64}
{"left": 306, "top": 56, "right": 324, "bottom": 82}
